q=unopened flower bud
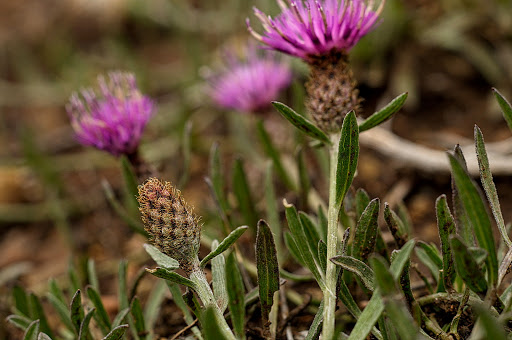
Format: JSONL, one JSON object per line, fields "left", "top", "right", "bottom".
{"left": 138, "top": 178, "right": 201, "bottom": 275}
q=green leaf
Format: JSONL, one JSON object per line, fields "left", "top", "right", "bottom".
{"left": 208, "top": 143, "right": 231, "bottom": 216}
{"left": 226, "top": 252, "right": 245, "bottom": 339}
{"left": 264, "top": 163, "right": 281, "bottom": 258}
{"left": 6, "top": 314, "right": 31, "bottom": 331}
{"left": 120, "top": 155, "right": 139, "bottom": 207}
{"left": 435, "top": 195, "right": 456, "bottom": 291}
{"left": 317, "top": 205, "right": 328, "bottom": 242}
{"left": 256, "top": 220, "right": 280, "bottom": 326}
{"left": 284, "top": 231, "right": 306, "bottom": 267}
{"left": 143, "top": 244, "right": 180, "bottom": 270}
{"left": 284, "top": 203, "right": 323, "bottom": 286}
{"left": 178, "top": 120, "right": 192, "bottom": 187}
{"left": 414, "top": 246, "right": 440, "bottom": 285}
{"left": 146, "top": 268, "right": 197, "bottom": 290}
{"left": 355, "top": 189, "right": 370, "bottom": 221}
{"left": 68, "top": 263, "right": 80, "bottom": 295}
{"left": 383, "top": 203, "right": 408, "bottom": 247}
{"left": 451, "top": 145, "right": 474, "bottom": 246}
{"left": 70, "top": 290, "right": 84, "bottom": 335}
{"left": 143, "top": 280, "right": 167, "bottom": 335}
{"left": 335, "top": 111, "right": 359, "bottom": 207}
{"left": 86, "top": 286, "right": 111, "bottom": 335}
{"left": 450, "top": 236, "right": 488, "bottom": 294}
{"left": 202, "top": 306, "right": 227, "bottom": 340}
{"left": 370, "top": 256, "right": 398, "bottom": 296}
{"left": 353, "top": 198, "right": 380, "bottom": 262}
{"left": 257, "top": 119, "right": 296, "bottom": 190}
{"left": 48, "top": 279, "right": 66, "bottom": 306}
{"left": 475, "top": 126, "right": 512, "bottom": 248}
{"left": 331, "top": 256, "right": 375, "bottom": 291}
{"left": 200, "top": 226, "right": 248, "bottom": 268}
{"left": 118, "top": 261, "right": 129, "bottom": 310}
{"left": 272, "top": 101, "right": 331, "bottom": 144}
{"left": 131, "top": 297, "right": 147, "bottom": 340}
{"left": 211, "top": 240, "right": 228, "bottom": 312}
{"left": 37, "top": 333, "right": 52, "bottom": 340}
{"left": 492, "top": 88, "right": 512, "bottom": 133}
{"left": 111, "top": 308, "right": 130, "bottom": 329}
{"left": 46, "top": 293, "right": 74, "bottom": 332}
{"left": 13, "top": 285, "right": 30, "bottom": 318}
{"left": 359, "top": 92, "right": 408, "bottom": 132}
{"left": 299, "top": 211, "right": 322, "bottom": 264}
{"left": 23, "top": 319, "right": 39, "bottom": 340}
{"left": 318, "top": 240, "right": 327, "bottom": 274}
{"left": 473, "top": 304, "right": 507, "bottom": 340}
{"left": 87, "top": 259, "right": 100, "bottom": 292}
{"left": 297, "top": 147, "right": 311, "bottom": 206}
{"left": 28, "top": 293, "right": 53, "bottom": 338}
{"left": 102, "top": 324, "right": 129, "bottom": 340}
{"left": 102, "top": 180, "right": 148, "bottom": 237}
{"left": 78, "top": 308, "right": 96, "bottom": 340}
{"left": 167, "top": 282, "right": 203, "bottom": 340}
{"left": 232, "top": 158, "right": 258, "bottom": 227}
{"left": 448, "top": 152, "right": 498, "bottom": 285}
{"left": 305, "top": 299, "right": 324, "bottom": 340}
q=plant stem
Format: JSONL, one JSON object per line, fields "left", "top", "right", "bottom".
{"left": 322, "top": 133, "right": 342, "bottom": 340}
{"left": 189, "top": 269, "right": 236, "bottom": 340}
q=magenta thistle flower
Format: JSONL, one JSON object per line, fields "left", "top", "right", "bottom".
{"left": 67, "top": 72, "right": 155, "bottom": 157}
{"left": 248, "top": 0, "right": 385, "bottom": 61}
{"left": 209, "top": 47, "right": 293, "bottom": 113}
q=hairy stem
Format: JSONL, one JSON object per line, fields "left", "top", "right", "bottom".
{"left": 322, "top": 133, "right": 342, "bottom": 340}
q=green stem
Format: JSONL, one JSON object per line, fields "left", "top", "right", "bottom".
{"left": 322, "top": 133, "right": 342, "bottom": 340}
{"left": 189, "top": 269, "right": 236, "bottom": 340}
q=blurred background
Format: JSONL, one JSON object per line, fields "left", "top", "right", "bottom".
{"left": 1, "top": 0, "right": 512, "bottom": 338}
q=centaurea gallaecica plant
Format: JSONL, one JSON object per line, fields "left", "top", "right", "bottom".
{"left": 209, "top": 45, "right": 293, "bottom": 114}
{"left": 66, "top": 71, "right": 155, "bottom": 179}
{"left": 249, "top": 0, "right": 385, "bottom": 337}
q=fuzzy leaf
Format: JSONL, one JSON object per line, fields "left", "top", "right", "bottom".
{"left": 284, "top": 231, "right": 306, "bottom": 267}
{"left": 299, "top": 212, "right": 322, "bottom": 264}
{"left": 271, "top": 101, "right": 331, "bottom": 144}
{"left": 143, "top": 244, "right": 180, "bottom": 270}
{"left": 28, "top": 293, "right": 52, "bottom": 338}
{"left": 111, "top": 308, "right": 130, "bottom": 329}
{"left": 46, "top": 293, "right": 74, "bottom": 332}
{"left": 87, "top": 259, "right": 100, "bottom": 292}
{"left": 318, "top": 240, "right": 327, "bottom": 274}
{"left": 78, "top": 308, "right": 95, "bottom": 340}
{"left": 436, "top": 195, "right": 456, "bottom": 290}
{"left": 449, "top": 153, "right": 498, "bottom": 285}
{"left": 23, "top": 320, "right": 39, "bottom": 340}
{"left": 353, "top": 198, "right": 380, "bottom": 262}
{"left": 226, "top": 252, "right": 245, "bottom": 339}
{"left": 474, "top": 126, "right": 512, "bottom": 248}
{"left": 232, "top": 158, "right": 258, "bottom": 227}
{"left": 202, "top": 306, "right": 227, "bottom": 340}
{"left": 451, "top": 145, "right": 474, "bottom": 246}
{"left": 146, "top": 268, "right": 197, "bottom": 290}
{"left": 70, "top": 290, "right": 84, "bottom": 335}
{"left": 264, "top": 163, "right": 281, "bottom": 258}
{"left": 87, "top": 286, "right": 111, "bottom": 335}
{"left": 208, "top": 143, "right": 231, "bottom": 215}
{"left": 335, "top": 111, "right": 359, "bottom": 207}
{"left": 256, "top": 220, "right": 280, "bottom": 327}
{"left": 305, "top": 299, "right": 324, "bottom": 340}
{"left": 131, "top": 297, "right": 147, "bottom": 340}
{"left": 331, "top": 256, "right": 375, "bottom": 291}
{"left": 102, "top": 324, "right": 129, "bottom": 340}
{"left": 355, "top": 188, "right": 370, "bottom": 221}
{"left": 6, "top": 315, "right": 31, "bottom": 331}
{"left": 13, "top": 285, "right": 30, "bottom": 318}
{"left": 359, "top": 92, "right": 408, "bottom": 132}
{"left": 450, "top": 236, "right": 488, "bottom": 294}
{"left": 120, "top": 155, "right": 139, "bottom": 207}
{"left": 211, "top": 240, "right": 228, "bottom": 313}
{"left": 200, "top": 226, "right": 249, "bottom": 268}
{"left": 384, "top": 203, "right": 408, "bottom": 247}
{"left": 492, "top": 88, "right": 512, "bottom": 133}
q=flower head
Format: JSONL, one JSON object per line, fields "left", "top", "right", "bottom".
{"left": 66, "top": 71, "right": 155, "bottom": 157}
{"left": 138, "top": 178, "right": 201, "bottom": 274}
{"left": 248, "top": 0, "right": 384, "bottom": 61}
{"left": 209, "top": 46, "right": 292, "bottom": 113}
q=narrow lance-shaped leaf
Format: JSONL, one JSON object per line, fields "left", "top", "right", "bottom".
{"left": 202, "top": 306, "right": 227, "bottom": 340}
{"left": 78, "top": 308, "right": 96, "bottom": 340}
{"left": 330, "top": 256, "right": 375, "bottom": 291}
{"left": 353, "top": 198, "right": 380, "bottom": 262}
{"left": 143, "top": 244, "right": 180, "bottom": 270}
{"left": 436, "top": 195, "right": 456, "bottom": 291}
{"left": 305, "top": 300, "right": 324, "bottom": 340}
{"left": 13, "top": 285, "right": 30, "bottom": 318}
{"left": 264, "top": 163, "right": 281, "bottom": 258}
{"left": 120, "top": 155, "right": 139, "bottom": 207}
{"left": 492, "top": 88, "right": 512, "bottom": 133}
{"left": 359, "top": 92, "right": 408, "bottom": 132}
{"left": 211, "top": 240, "right": 228, "bottom": 312}
{"left": 178, "top": 120, "right": 192, "bottom": 187}
{"left": 451, "top": 145, "right": 474, "bottom": 246}
{"left": 22, "top": 320, "right": 39, "bottom": 340}
{"left": 384, "top": 203, "right": 408, "bottom": 247}
{"left": 131, "top": 297, "right": 147, "bottom": 340}
{"left": 146, "top": 268, "right": 197, "bottom": 290}
{"left": 449, "top": 152, "right": 498, "bottom": 285}
{"left": 6, "top": 314, "right": 31, "bottom": 331}
{"left": 208, "top": 142, "right": 231, "bottom": 215}
{"left": 226, "top": 252, "right": 246, "bottom": 339}
{"left": 232, "top": 158, "right": 258, "bottom": 227}
{"left": 86, "top": 286, "right": 111, "bottom": 335}
{"left": 200, "top": 226, "right": 249, "bottom": 268}
{"left": 257, "top": 119, "right": 296, "bottom": 190}
{"left": 102, "top": 324, "right": 129, "bottom": 340}
{"left": 474, "top": 126, "right": 512, "bottom": 248}
{"left": 355, "top": 188, "right": 370, "bottom": 221}
{"left": 335, "top": 111, "right": 359, "bottom": 207}
{"left": 28, "top": 293, "right": 53, "bottom": 338}
{"left": 271, "top": 101, "right": 331, "bottom": 145}
{"left": 70, "top": 290, "right": 84, "bottom": 335}
{"left": 450, "top": 236, "right": 488, "bottom": 294}
{"left": 256, "top": 220, "right": 280, "bottom": 328}
{"left": 299, "top": 212, "right": 322, "bottom": 264}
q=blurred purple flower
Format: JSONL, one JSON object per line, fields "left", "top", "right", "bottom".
{"left": 67, "top": 72, "right": 155, "bottom": 157}
{"left": 209, "top": 47, "right": 292, "bottom": 113}
{"left": 247, "top": 0, "right": 384, "bottom": 61}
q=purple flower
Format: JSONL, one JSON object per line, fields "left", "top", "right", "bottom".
{"left": 67, "top": 72, "right": 155, "bottom": 157}
{"left": 248, "top": 0, "right": 384, "bottom": 61}
{"left": 209, "top": 47, "right": 293, "bottom": 113}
